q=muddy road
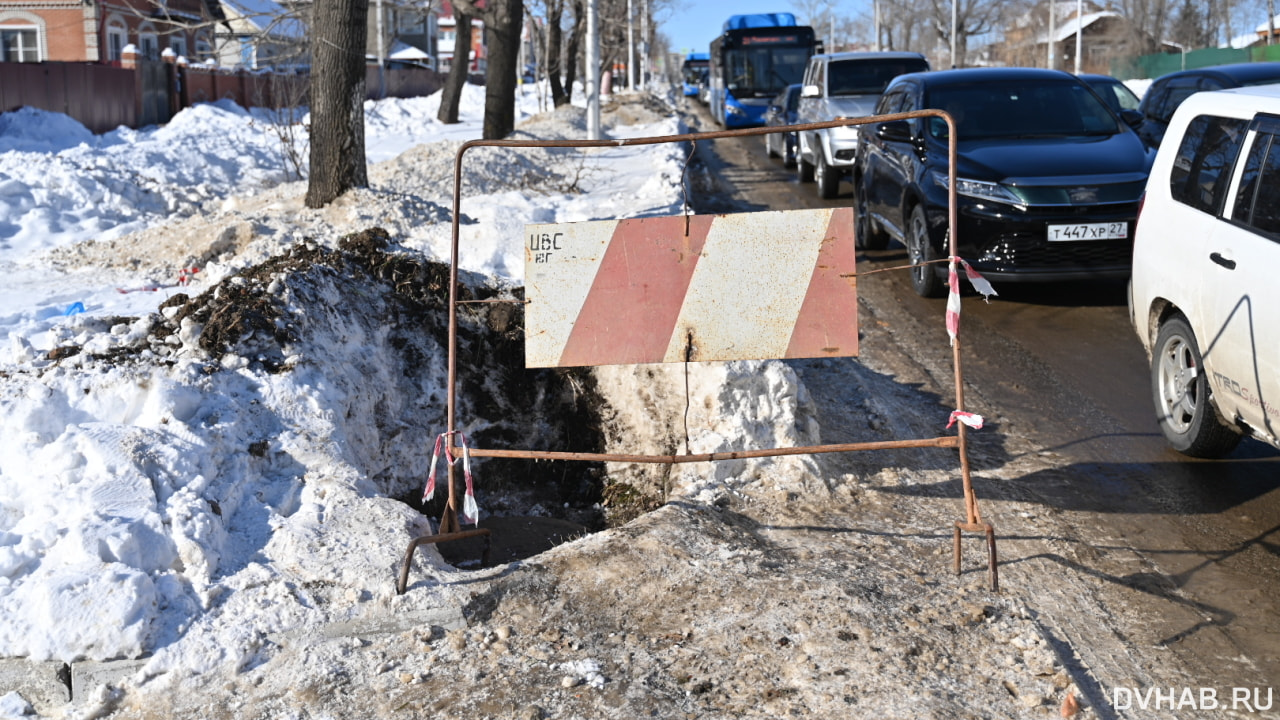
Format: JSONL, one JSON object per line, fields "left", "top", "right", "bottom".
{"left": 679, "top": 98, "right": 1280, "bottom": 704}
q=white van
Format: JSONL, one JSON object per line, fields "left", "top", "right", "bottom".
{"left": 1130, "top": 84, "right": 1280, "bottom": 457}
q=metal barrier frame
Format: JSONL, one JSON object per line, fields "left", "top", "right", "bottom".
{"left": 398, "top": 110, "right": 998, "bottom": 593}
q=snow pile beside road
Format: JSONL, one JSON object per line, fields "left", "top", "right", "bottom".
{"left": 0, "top": 86, "right": 820, "bottom": 709}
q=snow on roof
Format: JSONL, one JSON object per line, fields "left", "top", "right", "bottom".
{"left": 389, "top": 41, "right": 430, "bottom": 60}
{"left": 1042, "top": 10, "right": 1119, "bottom": 44}
{"left": 219, "top": 0, "right": 306, "bottom": 39}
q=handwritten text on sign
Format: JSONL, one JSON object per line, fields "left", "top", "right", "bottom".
{"left": 524, "top": 208, "right": 858, "bottom": 368}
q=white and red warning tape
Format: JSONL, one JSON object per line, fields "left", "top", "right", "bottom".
{"left": 117, "top": 267, "right": 201, "bottom": 294}
{"left": 944, "top": 255, "right": 995, "bottom": 432}
{"left": 422, "top": 431, "right": 480, "bottom": 525}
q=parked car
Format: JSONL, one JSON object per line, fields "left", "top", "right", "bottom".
{"left": 1129, "top": 84, "right": 1280, "bottom": 457}
{"left": 794, "top": 51, "right": 930, "bottom": 198}
{"left": 1135, "top": 61, "right": 1280, "bottom": 149}
{"left": 764, "top": 84, "right": 802, "bottom": 166}
{"left": 1080, "top": 73, "right": 1142, "bottom": 116}
{"left": 853, "top": 67, "right": 1153, "bottom": 297}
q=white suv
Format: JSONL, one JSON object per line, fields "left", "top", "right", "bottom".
{"left": 794, "top": 51, "right": 929, "bottom": 199}
{"left": 1130, "top": 84, "right": 1280, "bottom": 457}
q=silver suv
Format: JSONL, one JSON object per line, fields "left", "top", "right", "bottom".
{"left": 794, "top": 51, "right": 929, "bottom": 198}
{"left": 1130, "top": 84, "right": 1280, "bottom": 457}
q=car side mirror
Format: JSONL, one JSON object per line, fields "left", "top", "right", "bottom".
{"left": 801, "top": 85, "right": 820, "bottom": 98}
{"left": 876, "top": 120, "right": 913, "bottom": 143}
{"left": 1120, "top": 109, "right": 1144, "bottom": 129}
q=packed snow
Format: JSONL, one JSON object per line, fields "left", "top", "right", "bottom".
{"left": 0, "top": 80, "right": 814, "bottom": 702}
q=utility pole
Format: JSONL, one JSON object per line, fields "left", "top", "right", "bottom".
{"left": 950, "top": 0, "right": 958, "bottom": 67}
{"left": 376, "top": 0, "right": 386, "bottom": 98}
{"left": 1047, "top": 0, "right": 1055, "bottom": 69}
{"left": 587, "top": 0, "right": 601, "bottom": 139}
{"left": 1270, "top": 0, "right": 1277, "bottom": 45}
{"left": 641, "top": 0, "right": 649, "bottom": 90}
{"left": 627, "top": 0, "right": 636, "bottom": 90}
{"left": 873, "top": 0, "right": 881, "bottom": 52}
{"left": 1074, "top": 0, "right": 1082, "bottom": 74}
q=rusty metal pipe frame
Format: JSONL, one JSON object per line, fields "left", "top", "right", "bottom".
{"left": 424, "top": 110, "right": 997, "bottom": 591}
{"left": 397, "top": 528, "right": 491, "bottom": 595}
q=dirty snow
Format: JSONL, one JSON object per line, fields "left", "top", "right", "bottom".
{"left": 0, "top": 79, "right": 1197, "bottom": 720}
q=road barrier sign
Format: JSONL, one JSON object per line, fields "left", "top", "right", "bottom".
{"left": 525, "top": 208, "right": 858, "bottom": 368}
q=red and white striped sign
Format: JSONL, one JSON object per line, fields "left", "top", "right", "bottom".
{"left": 524, "top": 208, "right": 858, "bottom": 368}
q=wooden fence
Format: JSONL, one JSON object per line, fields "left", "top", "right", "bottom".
{"left": 0, "top": 61, "right": 447, "bottom": 134}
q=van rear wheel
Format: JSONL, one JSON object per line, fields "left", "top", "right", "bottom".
{"left": 1151, "top": 314, "right": 1242, "bottom": 458}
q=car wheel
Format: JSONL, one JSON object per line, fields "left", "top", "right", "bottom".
{"left": 816, "top": 152, "right": 839, "bottom": 199}
{"left": 855, "top": 179, "right": 889, "bottom": 250}
{"left": 797, "top": 137, "right": 815, "bottom": 182}
{"left": 1150, "top": 314, "right": 1242, "bottom": 458}
{"left": 784, "top": 135, "right": 797, "bottom": 168}
{"left": 906, "top": 205, "right": 944, "bottom": 298}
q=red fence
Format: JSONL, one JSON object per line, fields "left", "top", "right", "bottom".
{"left": 1, "top": 61, "right": 447, "bottom": 134}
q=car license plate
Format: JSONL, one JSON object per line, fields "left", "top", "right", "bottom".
{"left": 1047, "top": 222, "right": 1128, "bottom": 241}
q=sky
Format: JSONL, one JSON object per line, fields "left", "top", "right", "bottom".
{"left": 659, "top": 0, "right": 868, "bottom": 56}
{"left": 0, "top": 81, "right": 760, "bottom": 716}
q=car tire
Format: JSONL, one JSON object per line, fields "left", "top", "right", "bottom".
{"left": 784, "top": 135, "right": 797, "bottom": 168}
{"left": 797, "top": 138, "right": 815, "bottom": 182}
{"left": 855, "top": 178, "right": 889, "bottom": 250}
{"left": 906, "top": 204, "right": 944, "bottom": 298}
{"left": 1150, "top": 314, "right": 1242, "bottom": 458}
{"left": 816, "top": 152, "right": 839, "bottom": 199}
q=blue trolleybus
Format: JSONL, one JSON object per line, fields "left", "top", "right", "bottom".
{"left": 681, "top": 52, "right": 710, "bottom": 97}
{"left": 708, "top": 13, "right": 820, "bottom": 128}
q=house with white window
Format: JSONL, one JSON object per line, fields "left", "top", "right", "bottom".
{"left": 0, "top": 0, "right": 216, "bottom": 64}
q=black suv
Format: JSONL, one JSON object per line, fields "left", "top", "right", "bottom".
{"left": 853, "top": 67, "right": 1152, "bottom": 296}
{"left": 1135, "top": 62, "right": 1280, "bottom": 148}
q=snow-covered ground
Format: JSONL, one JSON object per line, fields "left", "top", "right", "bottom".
{"left": 0, "top": 77, "right": 1187, "bottom": 720}
{"left": 1, "top": 82, "right": 814, "bottom": 712}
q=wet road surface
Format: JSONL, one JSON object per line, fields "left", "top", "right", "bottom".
{"left": 678, "top": 97, "right": 1280, "bottom": 697}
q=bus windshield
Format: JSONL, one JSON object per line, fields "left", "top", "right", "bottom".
{"left": 725, "top": 46, "right": 811, "bottom": 97}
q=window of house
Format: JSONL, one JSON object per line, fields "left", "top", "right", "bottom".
{"left": 169, "top": 35, "right": 186, "bottom": 58}
{"left": 441, "top": 29, "right": 455, "bottom": 42}
{"left": 106, "top": 19, "right": 127, "bottom": 61}
{"left": 194, "top": 37, "right": 212, "bottom": 63}
{"left": 139, "top": 27, "right": 158, "bottom": 60}
{"left": 1169, "top": 114, "right": 1248, "bottom": 215}
{"left": 0, "top": 26, "right": 39, "bottom": 62}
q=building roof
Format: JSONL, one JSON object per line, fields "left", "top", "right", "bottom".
{"left": 219, "top": 0, "right": 306, "bottom": 39}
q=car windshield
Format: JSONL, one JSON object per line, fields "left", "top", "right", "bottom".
{"left": 827, "top": 58, "right": 929, "bottom": 96}
{"left": 1086, "top": 78, "right": 1140, "bottom": 113}
{"left": 925, "top": 79, "right": 1121, "bottom": 140}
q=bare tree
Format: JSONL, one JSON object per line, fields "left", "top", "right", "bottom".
{"left": 449, "top": 0, "right": 523, "bottom": 138}
{"left": 437, "top": 4, "right": 473, "bottom": 123}
{"left": 305, "top": 0, "right": 370, "bottom": 208}
{"left": 928, "top": 0, "right": 1003, "bottom": 66}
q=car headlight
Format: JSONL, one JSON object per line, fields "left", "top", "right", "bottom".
{"left": 931, "top": 170, "right": 1023, "bottom": 205}
{"left": 727, "top": 105, "right": 746, "bottom": 116}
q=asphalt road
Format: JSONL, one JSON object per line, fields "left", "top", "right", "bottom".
{"left": 678, "top": 97, "right": 1280, "bottom": 700}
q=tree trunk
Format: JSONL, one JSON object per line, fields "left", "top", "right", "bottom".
{"left": 563, "top": 0, "right": 585, "bottom": 104}
{"left": 547, "top": 0, "right": 568, "bottom": 106}
{"left": 482, "top": 0, "right": 523, "bottom": 139}
{"left": 305, "top": 0, "right": 369, "bottom": 208}
{"left": 437, "top": 7, "right": 473, "bottom": 124}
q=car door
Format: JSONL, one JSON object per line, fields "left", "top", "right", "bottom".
{"left": 861, "top": 88, "right": 905, "bottom": 229}
{"left": 1209, "top": 115, "right": 1280, "bottom": 443}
